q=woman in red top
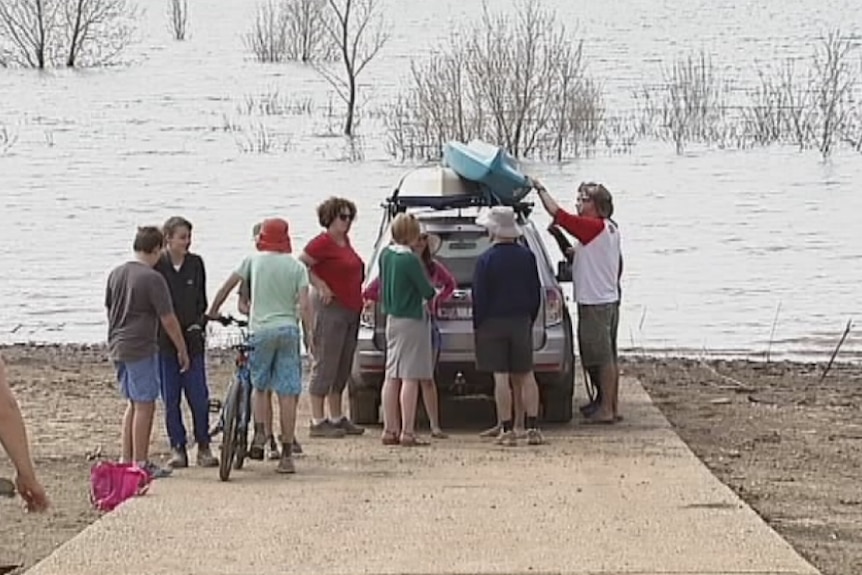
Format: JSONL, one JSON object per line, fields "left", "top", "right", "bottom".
{"left": 299, "top": 197, "right": 366, "bottom": 438}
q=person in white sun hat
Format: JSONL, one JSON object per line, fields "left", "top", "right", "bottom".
{"left": 472, "top": 206, "right": 544, "bottom": 447}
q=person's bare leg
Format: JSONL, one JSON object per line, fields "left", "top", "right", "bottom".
{"left": 276, "top": 394, "right": 298, "bottom": 473}
{"left": 121, "top": 402, "right": 134, "bottom": 463}
{"left": 420, "top": 379, "right": 445, "bottom": 437}
{"left": 587, "top": 364, "right": 617, "bottom": 423}
{"left": 326, "top": 392, "right": 344, "bottom": 420}
{"left": 381, "top": 378, "right": 402, "bottom": 441}
{"left": 521, "top": 372, "right": 540, "bottom": 421}
{"left": 264, "top": 390, "right": 275, "bottom": 437}
{"left": 278, "top": 395, "right": 298, "bottom": 445}
{"left": 493, "top": 373, "right": 516, "bottom": 445}
{"left": 131, "top": 401, "right": 155, "bottom": 463}
{"left": 399, "top": 379, "right": 421, "bottom": 441}
{"left": 517, "top": 372, "right": 544, "bottom": 444}
{"left": 513, "top": 380, "right": 526, "bottom": 436}
{"left": 310, "top": 393, "right": 326, "bottom": 422}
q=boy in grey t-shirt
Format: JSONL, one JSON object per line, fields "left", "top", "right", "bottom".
{"left": 106, "top": 226, "right": 189, "bottom": 479}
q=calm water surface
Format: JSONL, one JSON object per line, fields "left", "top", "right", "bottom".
{"left": 1, "top": 0, "right": 860, "bottom": 361}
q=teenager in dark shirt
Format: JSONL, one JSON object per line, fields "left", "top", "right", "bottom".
{"left": 155, "top": 217, "right": 217, "bottom": 469}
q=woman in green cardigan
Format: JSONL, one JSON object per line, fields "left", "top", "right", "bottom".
{"left": 379, "top": 213, "right": 437, "bottom": 446}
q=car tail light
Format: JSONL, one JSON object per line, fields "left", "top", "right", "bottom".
{"left": 360, "top": 300, "right": 376, "bottom": 328}
{"left": 544, "top": 287, "right": 564, "bottom": 327}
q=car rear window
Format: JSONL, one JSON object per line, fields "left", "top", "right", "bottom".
{"left": 435, "top": 230, "right": 526, "bottom": 287}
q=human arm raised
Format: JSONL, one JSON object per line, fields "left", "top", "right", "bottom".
{"left": 530, "top": 177, "right": 604, "bottom": 245}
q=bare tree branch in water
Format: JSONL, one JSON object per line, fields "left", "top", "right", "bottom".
{"left": 316, "top": 0, "right": 389, "bottom": 136}
{"left": 384, "top": 0, "right": 602, "bottom": 161}
{"left": 246, "top": 0, "right": 289, "bottom": 63}
{"left": 63, "top": 0, "right": 138, "bottom": 67}
{"left": 167, "top": 0, "right": 189, "bottom": 41}
{"left": 284, "top": 0, "right": 333, "bottom": 62}
{"left": 811, "top": 29, "right": 858, "bottom": 158}
{"left": 0, "top": 0, "right": 58, "bottom": 69}
{"left": 654, "top": 50, "right": 728, "bottom": 154}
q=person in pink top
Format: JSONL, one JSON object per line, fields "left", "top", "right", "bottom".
{"left": 363, "top": 230, "right": 456, "bottom": 438}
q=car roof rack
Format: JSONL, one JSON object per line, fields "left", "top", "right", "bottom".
{"left": 384, "top": 176, "right": 534, "bottom": 220}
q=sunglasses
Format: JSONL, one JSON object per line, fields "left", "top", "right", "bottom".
{"left": 338, "top": 212, "right": 354, "bottom": 222}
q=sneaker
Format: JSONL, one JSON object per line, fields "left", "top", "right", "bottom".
{"left": 248, "top": 431, "right": 267, "bottom": 460}
{"left": 168, "top": 448, "right": 188, "bottom": 469}
{"left": 266, "top": 436, "right": 280, "bottom": 460}
{"left": 526, "top": 428, "right": 545, "bottom": 446}
{"left": 140, "top": 461, "right": 173, "bottom": 479}
{"left": 276, "top": 453, "right": 295, "bottom": 474}
{"left": 496, "top": 430, "right": 517, "bottom": 447}
{"left": 292, "top": 438, "right": 303, "bottom": 456}
{"left": 309, "top": 420, "right": 346, "bottom": 438}
{"left": 196, "top": 446, "right": 219, "bottom": 468}
{"left": 333, "top": 417, "right": 365, "bottom": 436}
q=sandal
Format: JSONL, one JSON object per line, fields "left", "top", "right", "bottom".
{"left": 381, "top": 432, "right": 400, "bottom": 446}
{"left": 399, "top": 434, "right": 429, "bottom": 447}
{"left": 430, "top": 429, "right": 448, "bottom": 439}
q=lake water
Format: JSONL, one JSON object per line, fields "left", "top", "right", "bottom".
{"left": 1, "top": 0, "right": 860, "bottom": 362}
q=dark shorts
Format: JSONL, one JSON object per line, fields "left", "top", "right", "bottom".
{"left": 308, "top": 299, "right": 360, "bottom": 396}
{"left": 474, "top": 316, "right": 533, "bottom": 375}
{"left": 577, "top": 303, "right": 619, "bottom": 368}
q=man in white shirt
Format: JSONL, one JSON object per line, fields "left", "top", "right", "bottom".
{"left": 532, "top": 179, "right": 622, "bottom": 423}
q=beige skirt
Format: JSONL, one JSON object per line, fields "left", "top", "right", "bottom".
{"left": 385, "top": 314, "right": 433, "bottom": 380}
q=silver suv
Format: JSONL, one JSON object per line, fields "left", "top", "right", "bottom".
{"left": 348, "top": 167, "right": 575, "bottom": 424}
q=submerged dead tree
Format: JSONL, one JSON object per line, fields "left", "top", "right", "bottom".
{"left": 637, "top": 50, "right": 729, "bottom": 154}
{"left": 0, "top": 0, "right": 56, "bottom": 69}
{"left": 810, "top": 29, "right": 858, "bottom": 158}
{"left": 385, "top": 0, "right": 603, "bottom": 160}
{"left": 284, "top": 0, "right": 332, "bottom": 62}
{"left": 316, "top": 0, "right": 388, "bottom": 136}
{"left": 63, "top": 0, "right": 138, "bottom": 67}
{"left": 167, "top": 0, "right": 189, "bottom": 41}
{"left": 0, "top": 0, "right": 138, "bottom": 68}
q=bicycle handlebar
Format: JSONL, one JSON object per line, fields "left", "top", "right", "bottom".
{"left": 213, "top": 315, "right": 249, "bottom": 329}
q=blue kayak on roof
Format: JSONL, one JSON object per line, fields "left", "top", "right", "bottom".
{"left": 442, "top": 139, "right": 531, "bottom": 205}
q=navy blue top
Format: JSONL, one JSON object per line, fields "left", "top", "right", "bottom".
{"left": 471, "top": 242, "right": 542, "bottom": 328}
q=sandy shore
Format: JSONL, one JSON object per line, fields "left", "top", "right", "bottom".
{"left": 0, "top": 344, "right": 859, "bottom": 575}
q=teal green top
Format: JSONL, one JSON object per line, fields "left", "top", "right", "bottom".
{"left": 235, "top": 252, "right": 309, "bottom": 331}
{"left": 379, "top": 245, "right": 436, "bottom": 319}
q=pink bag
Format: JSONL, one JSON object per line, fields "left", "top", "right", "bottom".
{"left": 90, "top": 461, "right": 152, "bottom": 512}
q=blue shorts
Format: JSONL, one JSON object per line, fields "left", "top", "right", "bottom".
{"left": 114, "top": 354, "right": 161, "bottom": 402}
{"left": 249, "top": 325, "right": 302, "bottom": 397}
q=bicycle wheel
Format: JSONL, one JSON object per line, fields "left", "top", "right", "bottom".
{"left": 218, "top": 379, "right": 242, "bottom": 482}
{"left": 233, "top": 374, "right": 252, "bottom": 470}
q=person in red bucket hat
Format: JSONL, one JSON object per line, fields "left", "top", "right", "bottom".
{"left": 256, "top": 218, "right": 293, "bottom": 254}
{"left": 208, "top": 217, "right": 313, "bottom": 474}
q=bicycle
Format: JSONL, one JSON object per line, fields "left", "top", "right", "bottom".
{"left": 207, "top": 315, "right": 254, "bottom": 482}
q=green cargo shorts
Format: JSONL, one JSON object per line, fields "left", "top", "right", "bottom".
{"left": 577, "top": 303, "right": 619, "bottom": 368}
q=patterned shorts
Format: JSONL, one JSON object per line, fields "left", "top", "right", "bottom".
{"left": 249, "top": 325, "right": 302, "bottom": 397}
